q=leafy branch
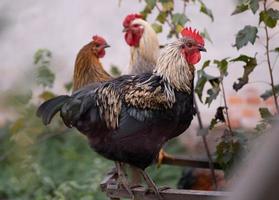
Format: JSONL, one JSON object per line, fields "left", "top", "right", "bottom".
{"left": 262, "top": 0, "right": 279, "bottom": 113}
{"left": 232, "top": 0, "right": 279, "bottom": 114}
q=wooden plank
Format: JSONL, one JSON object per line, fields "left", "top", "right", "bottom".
{"left": 161, "top": 155, "right": 222, "bottom": 169}
{"left": 100, "top": 158, "right": 225, "bottom": 200}
{"left": 105, "top": 185, "right": 230, "bottom": 200}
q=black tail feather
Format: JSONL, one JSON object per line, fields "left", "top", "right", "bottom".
{"left": 37, "top": 95, "right": 70, "bottom": 125}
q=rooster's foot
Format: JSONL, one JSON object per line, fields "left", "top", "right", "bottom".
{"left": 115, "top": 162, "right": 135, "bottom": 200}
{"left": 139, "top": 169, "right": 163, "bottom": 200}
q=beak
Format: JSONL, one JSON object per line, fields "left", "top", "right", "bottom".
{"left": 122, "top": 27, "right": 129, "bottom": 32}
{"left": 103, "top": 44, "right": 110, "bottom": 48}
{"left": 198, "top": 45, "right": 207, "bottom": 52}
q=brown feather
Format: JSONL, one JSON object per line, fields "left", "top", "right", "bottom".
{"left": 73, "top": 41, "right": 111, "bottom": 92}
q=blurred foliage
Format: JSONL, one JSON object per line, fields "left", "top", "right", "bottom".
{"left": 35, "top": 49, "right": 55, "bottom": 88}
{"left": 110, "top": 64, "right": 122, "bottom": 77}
{"left": 260, "top": 84, "right": 279, "bottom": 100}
{"left": 140, "top": 0, "right": 213, "bottom": 39}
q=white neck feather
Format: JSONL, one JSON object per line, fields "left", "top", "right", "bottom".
{"left": 154, "top": 42, "right": 194, "bottom": 92}
{"left": 129, "top": 19, "right": 159, "bottom": 74}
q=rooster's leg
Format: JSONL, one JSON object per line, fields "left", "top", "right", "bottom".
{"left": 130, "top": 165, "right": 142, "bottom": 187}
{"left": 115, "top": 162, "right": 134, "bottom": 199}
{"left": 139, "top": 169, "right": 163, "bottom": 200}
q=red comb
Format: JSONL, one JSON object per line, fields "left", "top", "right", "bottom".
{"left": 92, "top": 35, "right": 106, "bottom": 44}
{"left": 123, "top": 13, "right": 143, "bottom": 28}
{"left": 181, "top": 27, "right": 204, "bottom": 46}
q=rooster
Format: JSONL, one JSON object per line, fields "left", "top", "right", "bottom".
{"left": 123, "top": 13, "right": 159, "bottom": 74}
{"left": 122, "top": 14, "right": 173, "bottom": 168}
{"left": 37, "top": 27, "right": 206, "bottom": 200}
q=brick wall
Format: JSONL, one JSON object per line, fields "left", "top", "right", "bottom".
{"left": 228, "top": 88, "right": 277, "bottom": 128}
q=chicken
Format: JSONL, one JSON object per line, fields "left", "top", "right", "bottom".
{"left": 123, "top": 13, "right": 159, "bottom": 74}
{"left": 122, "top": 14, "right": 172, "bottom": 168}
{"left": 37, "top": 27, "right": 206, "bottom": 200}
{"left": 72, "top": 35, "right": 111, "bottom": 92}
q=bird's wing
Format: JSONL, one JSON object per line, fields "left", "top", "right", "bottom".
{"left": 121, "top": 74, "right": 176, "bottom": 122}
{"left": 61, "top": 74, "right": 176, "bottom": 130}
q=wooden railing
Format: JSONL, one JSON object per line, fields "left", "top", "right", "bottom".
{"left": 100, "top": 155, "right": 229, "bottom": 200}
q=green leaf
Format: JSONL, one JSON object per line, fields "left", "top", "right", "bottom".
{"left": 195, "top": 68, "right": 219, "bottom": 102}
{"left": 200, "top": 28, "right": 213, "bottom": 43}
{"left": 34, "top": 49, "right": 55, "bottom": 88}
{"left": 64, "top": 81, "right": 73, "bottom": 92}
{"left": 230, "top": 55, "right": 257, "bottom": 91}
{"left": 216, "top": 130, "right": 246, "bottom": 173}
{"left": 160, "top": 0, "right": 174, "bottom": 12}
{"left": 156, "top": 11, "right": 168, "bottom": 24}
{"left": 210, "top": 106, "right": 226, "bottom": 129}
{"left": 202, "top": 60, "right": 211, "bottom": 69}
{"left": 249, "top": 0, "right": 259, "bottom": 14}
{"left": 34, "top": 49, "right": 51, "bottom": 64}
{"left": 205, "top": 81, "right": 220, "bottom": 106}
{"left": 260, "top": 84, "right": 279, "bottom": 100}
{"left": 151, "top": 23, "right": 163, "bottom": 33}
{"left": 110, "top": 65, "right": 122, "bottom": 77}
{"left": 259, "top": 9, "right": 279, "bottom": 28}
{"left": 234, "top": 26, "right": 258, "bottom": 49}
{"left": 39, "top": 91, "right": 56, "bottom": 100}
{"left": 231, "top": 0, "right": 259, "bottom": 15}
{"left": 171, "top": 13, "right": 188, "bottom": 26}
{"left": 199, "top": 0, "right": 214, "bottom": 21}
{"left": 214, "top": 58, "right": 229, "bottom": 77}
{"left": 145, "top": 0, "right": 156, "bottom": 10}
{"left": 259, "top": 107, "right": 273, "bottom": 120}
{"left": 36, "top": 65, "right": 55, "bottom": 88}
{"left": 273, "top": 47, "right": 279, "bottom": 53}
{"left": 231, "top": 3, "right": 249, "bottom": 15}
{"left": 140, "top": 6, "right": 152, "bottom": 19}
{"left": 195, "top": 71, "right": 208, "bottom": 102}
{"left": 266, "top": 8, "right": 279, "bottom": 19}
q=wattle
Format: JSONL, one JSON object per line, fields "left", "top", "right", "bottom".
{"left": 186, "top": 52, "right": 201, "bottom": 65}
{"left": 98, "top": 49, "right": 106, "bottom": 58}
{"left": 125, "top": 32, "right": 140, "bottom": 47}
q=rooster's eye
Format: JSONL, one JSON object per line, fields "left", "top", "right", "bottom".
{"left": 95, "top": 44, "right": 100, "bottom": 48}
{"left": 186, "top": 43, "right": 192, "bottom": 48}
{"left": 181, "top": 44, "right": 186, "bottom": 49}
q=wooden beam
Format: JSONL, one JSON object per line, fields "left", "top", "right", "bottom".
{"left": 105, "top": 185, "right": 229, "bottom": 200}
{"left": 101, "top": 168, "right": 230, "bottom": 200}
{"left": 161, "top": 155, "right": 222, "bottom": 169}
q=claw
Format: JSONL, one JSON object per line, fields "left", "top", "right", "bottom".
{"left": 115, "top": 162, "right": 135, "bottom": 199}
{"left": 139, "top": 168, "right": 164, "bottom": 200}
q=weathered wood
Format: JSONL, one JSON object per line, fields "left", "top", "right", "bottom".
{"left": 101, "top": 156, "right": 224, "bottom": 200}
{"left": 161, "top": 155, "right": 222, "bottom": 169}
{"left": 105, "top": 185, "right": 229, "bottom": 200}
{"left": 101, "top": 167, "right": 229, "bottom": 200}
